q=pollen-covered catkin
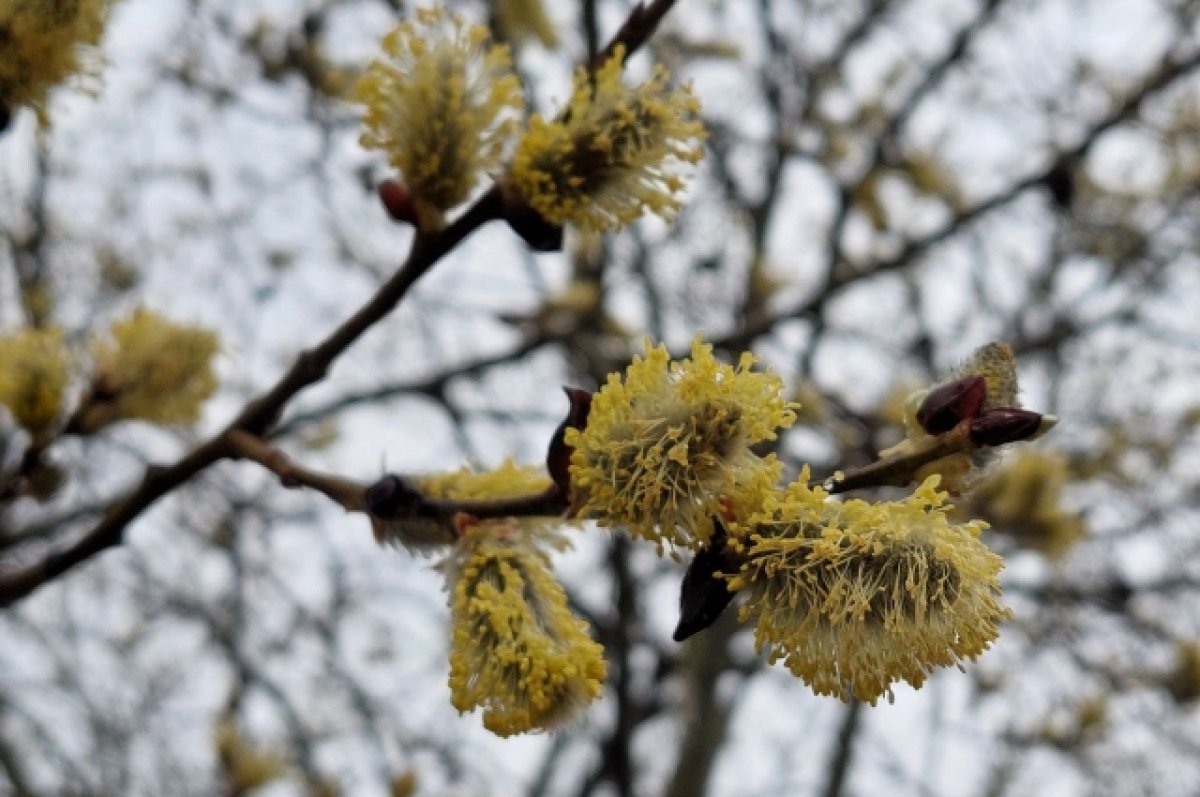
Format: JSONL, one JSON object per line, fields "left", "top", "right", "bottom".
{"left": 508, "top": 45, "right": 705, "bottom": 232}
{"left": 0, "top": 327, "right": 71, "bottom": 434}
{"left": 0, "top": 0, "right": 110, "bottom": 124}
{"left": 87, "top": 308, "right": 218, "bottom": 428}
{"left": 441, "top": 521, "right": 605, "bottom": 736}
{"left": 356, "top": 7, "right": 523, "bottom": 230}
{"left": 728, "top": 471, "right": 1011, "bottom": 704}
{"left": 567, "top": 337, "right": 795, "bottom": 550}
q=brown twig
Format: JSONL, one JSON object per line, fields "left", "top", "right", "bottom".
{"left": 0, "top": 192, "right": 502, "bottom": 607}
{"left": 820, "top": 699, "right": 864, "bottom": 797}
{"left": 593, "top": 0, "right": 678, "bottom": 69}
{"left": 0, "top": 439, "right": 49, "bottom": 502}
{"left": 717, "top": 47, "right": 1200, "bottom": 356}
{"left": 364, "top": 473, "right": 567, "bottom": 525}
{"left": 823, "top": 434, "right": 966, "bottom": 495}
{"left": 225, "top": 430, "right": 367, "bottom": 512}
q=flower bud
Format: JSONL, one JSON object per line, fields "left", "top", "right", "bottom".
{"left": 356, "top": 9, "right": 523, "bottom": 230}
{"left": 365, "top": 474, "right": 454, "bottom": 552}
{"left": 968, "top": 409, "right": 1057, "bottom": 448}
{"left": 915, "top": 375, "right": 986, "bottom": 434}
{"left": 378, "top": 178, "right": 418, "bottom": 225}
{"left": 728, "top": 471, "right": 1011, "bottom": 704}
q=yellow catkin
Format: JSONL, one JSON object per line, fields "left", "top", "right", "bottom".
{"left": 441, "top": 521, "right": 606, "bottom": 736}
{"left": 89, "top": 308, "right": 218, "bottom": 427}
{"left": 0, "top": 0, "right": 110, "bottom": 124}
{"left": 356, "top": 7, "right": 523, "bottom": 230}
{"left": 508, "top": 45, "right": 705, "bottom": 232}
{"left": 567, "top": 337, "right": 796, "bottom": 550}
{"left": 419, "top": 459, "right": 552, "bottom": 500}
{"left": 495, "top": 0, "right": 559, "bottom": 48}
{"left": 0, "top": 326, "right": 70, "bottom": 434}
{"left": 728, "top": 471, "right": 1011, "bottom": 705}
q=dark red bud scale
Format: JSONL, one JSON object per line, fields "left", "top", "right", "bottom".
{"left": 378, "top": 179, "right": 418, "bottom": 225}
{"left": 674, "top": 520, "right": 738, "bottom": 642}
{"left": 916, "top": 375, "right": 987, "bottom": 434}
{"left": 500, "top": 190, "right": 564, "bottom": 252}
{"left": 546, "top": 388, "right": 593, "bottom": 495}
{"left": 967, "top": 408, "right": 1047, "bottom": 447}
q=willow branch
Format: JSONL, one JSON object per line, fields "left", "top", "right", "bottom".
{"left": 0, "top": 0, "right": 688, "bottom": 608}
{"left": 0, "top": 191, "right": 502, "bottom": 608}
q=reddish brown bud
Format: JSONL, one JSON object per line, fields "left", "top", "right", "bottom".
{"left": 968, "top": 408, "right": 1054, "bottom": 447}
{"left": 546, "top": 388, "right": 593, "bottom": 495}
{"left": 916, "top": 375, "right": 987, "bottom": 434}
{"left": 378, "top": 179, "right": 418, "bottom": 225}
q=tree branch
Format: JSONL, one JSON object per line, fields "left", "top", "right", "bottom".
{"left": 593, "top": 0, "right": 678, "bottom": 69}
{"left": 225, "top": 430, "right": 367, "bottom": 512}
{"left": 720, "top": 47, "right": 1200, "bottom": 354}
{"left": 0, "top": 190, "right": 503, "bottom": 607}
{"left": 0, "top": 0, "right": 689, "bottom": 607}
{"left": 820, "top": 699, "right": 864, "bottom": 797}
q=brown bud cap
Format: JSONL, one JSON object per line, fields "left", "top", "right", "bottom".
{"left": 674, "top": 520, "right": 738, "bottom": 642}
{"left": 546, "top": 387, "right": 593, "bottom": 495}
{"left": 25, "top": 460, "right": 66, "bottom": 501}
{"left": 917, "top": 375, "right": 987, "bottom": 434}
{"left": 500, "top": 187, "right": 563, "bottom": 252}
{"left": 365, "top": 474, "right": 427, "bottom": 519}
{"left": 968, "top": 408, "right": 1057, "bottom": 448}
{"left": 378, "top": 179, "right": 418, "bottom": 225}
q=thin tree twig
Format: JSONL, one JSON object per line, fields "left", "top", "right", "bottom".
{"left": 820, "top": 699, "right": 864, "bottom": 797}
{"left": 719, "top": 47, "right": 1200, "bottom": 355}
{"left": 225, "top": 429, "right": 368, "bottom": 512}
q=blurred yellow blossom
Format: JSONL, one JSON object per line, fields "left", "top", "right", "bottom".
{"left": 356, "top": 7, "right": 523, "bottom": 230}
{"left": 87, "top": 308, "right": 218, "bottom": 428}
{"left": 567, "top": 337, "right": 795, "bottom": 551}
{"left": 508, "top": 45, "right": 705, "bottom": 232}
{"left": 0, "top": 326, "right": 70, "bottom": 434}
{"left": 442, "top": 520, "right": 605, "bottom": 736}
{"left": 0, "top": 0, "right": 110, "bottom": 125}
{"left": 213, "top": 716, "right": 287, "bottom": 792}
{"left": 1166, "top": 641, "right": 1200, "bottom": 704}
{"left": 495, "top": 0, "right": 558, "bottom": 48}
{"left": 727, "top": 471, "right": 1011, "bottom": 704}
{"left": 965, "top": 449, "right": 1084, "bottom": 559}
